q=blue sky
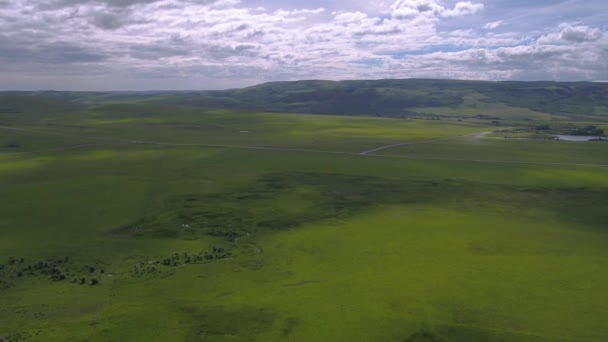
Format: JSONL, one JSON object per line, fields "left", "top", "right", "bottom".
{"left": 0, "top": 0, "right": 606, "bottom": 90}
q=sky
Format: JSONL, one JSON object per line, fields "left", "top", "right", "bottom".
{"left": 0, "top": 0, "right": 607, "bottom": 90}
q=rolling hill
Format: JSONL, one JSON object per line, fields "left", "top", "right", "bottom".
{"left": 2, "top": 79, "right": 608, "bottom": 122}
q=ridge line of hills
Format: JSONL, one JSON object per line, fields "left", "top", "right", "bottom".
{"left": 2, "top": 78, "right": 608, "bottom": 121}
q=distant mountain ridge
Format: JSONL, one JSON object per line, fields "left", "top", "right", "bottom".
{"left": 2, "top": 79, "right": 608, "bottom": 121}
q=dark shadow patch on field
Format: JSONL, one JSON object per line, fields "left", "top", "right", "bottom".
{"left": 282, "top": 279, "right": 325, "bottom": 287}
{"left": 467, "top": 240, "right": 508, "bottom": 255}
{"left": 520, "top": 188, "right": 608, "bottom": 230}
{"left": 182, "top": 305, "right": 275, "bottom": 340}
{"left": 282, "top": 317, "right": 300, "bottom": 337}
{"left": 144, "top": 122, "right": 227, "bottom": 131}
{"left": 457, "top": 185, "right": 608, "bottom": 232}
{"left": 237, "top": 259, "right": 264, "bottom": 271}
{"left": 110, "top": 173, "right": 608, "bottom": 242}
{"left": 110, "top": 172, "right": 458, "bottom": 239}
{"left": 403, "top": 325, "right": 513, "bottom": 342}
{"left": 404, "top": 329, "right": 447, "bottom": 342}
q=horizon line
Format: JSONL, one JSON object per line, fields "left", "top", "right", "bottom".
{"left": 0, "top": 77, "right": 605, "bottom": 93}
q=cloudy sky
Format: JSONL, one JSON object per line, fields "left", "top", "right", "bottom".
{"left": 1, "top": 0, "right": 607, "bottom": 90}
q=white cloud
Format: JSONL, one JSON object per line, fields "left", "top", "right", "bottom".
{"left": 390, "top": 0, "right": 483, "bottom": 19}
{"left": 441, "top": 1, "right": 484, "bottom": 17}
{"left": 483, "top": 20, "right": 503, "bottom": 30}
{"left": 559, "top": 23, "right": 603, "bottom": 42}
{"left": 0, "top": 0, "right": 606, "bottom": 90}
{"left": 390, "top": 0, "right": 444, "bottom": 19}
{"left": 537, "top": 23, "right": 604, "bottom": 45}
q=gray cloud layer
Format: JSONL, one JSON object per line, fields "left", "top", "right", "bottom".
{"left": 1, "top": 0, "right": 607, "bottom": 90}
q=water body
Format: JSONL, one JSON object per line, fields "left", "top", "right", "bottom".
{"left": 556, "top": 135, "right": 606, "bottom": 141}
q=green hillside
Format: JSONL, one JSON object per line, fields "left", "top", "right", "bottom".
{"left": 140, "top": 79, "right": 608, "bottom": 120}
{"left": 3, "top": 79, "right": 608, "bottom": 122}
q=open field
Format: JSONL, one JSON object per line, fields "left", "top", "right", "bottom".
{"left": 1, "top": 94, "right": 608, "bottom": 341}
{"left": 376, "top": 136, "right": 608, "bottom": 165}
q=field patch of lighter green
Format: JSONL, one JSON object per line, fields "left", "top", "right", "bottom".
{"left": 1, "top": 107, "right": 608, "bottom": 341}
{"left": 592, "top": 106, "right": 608, "bottom": 116}
{"left": 247, "top": 206, "right": 608, "bottom": 341}
{"left": 0, "top": 157, "right": 50, "bottom": 176}
{"left": 410, "top": 93, "right": 557, "bottom": 121}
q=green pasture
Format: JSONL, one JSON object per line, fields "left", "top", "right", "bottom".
{"left": 1, "top": 102, "right": 608, "bottom": 341}
{"left": 3, "top": 105, "right": 491, "bottom": 153}
{"left": 0, "top": 130, "right": 98, "bottom": 155}
{"left": 377, "top": 135, "right": 608, "bottom": 165}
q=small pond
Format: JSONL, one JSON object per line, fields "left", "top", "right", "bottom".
{"left": 556, "top": 135, "right": 606, "bottom": 142}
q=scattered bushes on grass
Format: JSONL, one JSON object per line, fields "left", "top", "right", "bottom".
{"left": 132, "top": 247, "right": 232, "bottom": 277}
{"left": 0, "top": 256, "right": 108, "bottom": 288}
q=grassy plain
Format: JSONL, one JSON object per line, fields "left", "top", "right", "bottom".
{"left": 1, "top": 98, "right": 608, "bottom": 341}
{"left": 381, "top": 135, "right": 608, "bottom": 165}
